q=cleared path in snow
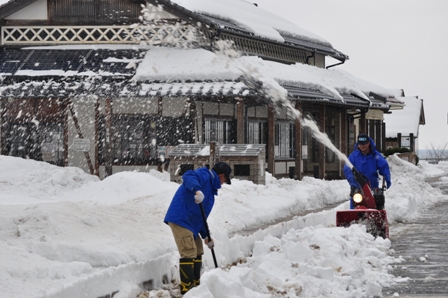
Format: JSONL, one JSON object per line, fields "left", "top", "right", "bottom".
{"left": 383, "top": 176, "right": 448, "bottom": 297}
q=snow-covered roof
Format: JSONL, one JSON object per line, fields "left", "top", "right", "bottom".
{"left": 148, "top": 0, "right": 347, "bottom": 60}
{"left": 0, "top": 46, "right": 396, "bottom": 111}
{"left": 169, "top": 0, "right": 330, "bottom": 46}
{"left": 134, "top": 47, "right": 396, "bottom": 103}
{"left": 384, "top": 96, "right": 424, "bottom": 138}
{"left": 0, "top": 0, "right": 33, "bottom": 18}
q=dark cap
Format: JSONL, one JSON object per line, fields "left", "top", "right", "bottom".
{"left": 357, "top": 134, "right": 370, "bottom": 145}
{"left": 212, "top": 162, "right": 232, "bottom": 185}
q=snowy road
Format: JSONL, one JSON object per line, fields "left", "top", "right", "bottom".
{"left": 383, "top": 175, "right": 448, "bottom": 297}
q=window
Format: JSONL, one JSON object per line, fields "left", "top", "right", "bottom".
{"left": 3, "top": 98, "right": 65, "bottom": 166}
{"left": 248, "top": 121, "right": 267, "bottom": 144}
{"left": 302, "top": 126, "right": 309, "bottom": 159}
{"left": 99, "top": 115, "right": 193, "bottom": 165}
{"left": 275, "top": 122, "right": 293, "bottom": 158}
{"left": 234, "top": 164, "right": 250, "bottom": 176}
{"left": 112, "top": 115, "right": 156, "bottom": 163}
{"left": 368, "top": 119, "right": 383, "bottom": 152}
{"left": 5, "top": 122, "right": 64, "bottom": 165}
{"left": 204, "top": 119, "right": 236, "bottom": 144}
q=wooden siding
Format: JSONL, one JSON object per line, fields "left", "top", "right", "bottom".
{"left": 48, "top": 0, "right": 145, "bottom": 25}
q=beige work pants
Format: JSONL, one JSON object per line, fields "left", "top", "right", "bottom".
{"left": 168, "top": 222, "right": 204, "bottom": 259}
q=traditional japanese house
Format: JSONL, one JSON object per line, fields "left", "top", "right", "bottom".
{"left": 0, "top": 0, "right": 400, "bottom": 181}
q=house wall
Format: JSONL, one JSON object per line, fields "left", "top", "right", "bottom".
{"left": 113, "top": 97, "right": 159, "bottom": 115}
{"left": 315, "top": 53, "right": 325, "bottom": 68}
{"left": 0, "top": 93, "right": 361, "bottom": 182}
{"left": 366, "top": 109, "right": 384, "bottom": 121}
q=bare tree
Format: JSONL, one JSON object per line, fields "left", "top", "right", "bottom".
{"left": 425, "top": 142, "right": 448, "bottom": 161}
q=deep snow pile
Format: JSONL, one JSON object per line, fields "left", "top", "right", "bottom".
{"left": 0, "top": 154, "right": 446, "bottom": 298}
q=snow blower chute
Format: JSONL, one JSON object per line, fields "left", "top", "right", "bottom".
{"left": 336, "top": 167, "right": 389, "bottom": 238}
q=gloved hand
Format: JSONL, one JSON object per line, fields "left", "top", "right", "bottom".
{"left": 204, "top": 237, "right": 214, "bottom": 249}
{"left": 194, "top": 191, "right": 204, "bottom": 204}
{"left": 386, "top": 180, "right": 392, "bottom": 189}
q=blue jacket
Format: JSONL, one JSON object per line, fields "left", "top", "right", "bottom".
{"left": 164, "top": 167, "right": 222, "bottom": 239}
{"left": 343, "top": 137, "right": 391, "bottom": 189}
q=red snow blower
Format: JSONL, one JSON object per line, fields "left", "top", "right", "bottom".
{"left": 336, "top": 167, "right": 389, "bottom": 238}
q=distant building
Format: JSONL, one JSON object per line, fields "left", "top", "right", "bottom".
{"left": 384, "top": 89, "right": 426, "bottom": 153}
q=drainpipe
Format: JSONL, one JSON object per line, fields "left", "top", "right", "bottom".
{"left": 306, "top": 50, "right": 315, "bottom": 65}
{"left": 326, "top": 60, "right": 345, "bottom": 69}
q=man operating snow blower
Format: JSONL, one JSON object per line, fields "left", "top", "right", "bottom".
{"left": 343, "top": 133, "right": 392, "bottom": 209}
{"left": 164, "top": 161, "right": 232, "bottom": 295}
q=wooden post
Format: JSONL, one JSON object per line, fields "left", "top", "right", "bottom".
{"left": 0, "top": 97, "right": 7, "bottom": 155}
{"left": 105, "top": 98, "right": 113, "bottom": 177}
{"left": 294, "top": 101, "right": 302, "bottom": 180}
{"left": 375, "top": 120, "right": 381, "bottom": 151}
{"left": 188, "top": 99, "right": 197, "bottom": 143}
{"left": 267, "top": 104, "right": 275, "bottom": 175}
{"left": 68, "top": 100, "right": 95, "bottom": 175}
{"left": 236, "top": 99, "right": 245, "bottom": 144}
{"left": 360, "top": 112, "right": 366, "bottom": 134}
{"left": 62, "top": 99, "right": 69, "bottom": 166}
{"left": 94, "top": 99, "right": 100, "bottom": 177}
{"left": 209, "top": 141, "right": 216, "bottom": 167}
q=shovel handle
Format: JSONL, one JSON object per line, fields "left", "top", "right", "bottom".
{"left": 199, "top": 203, "right": 218, "bottom": 268}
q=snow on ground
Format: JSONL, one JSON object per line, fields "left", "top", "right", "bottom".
{"left": 0, "top": 155, "right": 447, "bottom": 298}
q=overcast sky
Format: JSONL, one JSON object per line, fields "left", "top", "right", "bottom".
{"left": 255, "top": 0, "right": 448, "bottom": 150}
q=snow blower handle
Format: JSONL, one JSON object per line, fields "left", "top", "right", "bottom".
{"left": 352, "top": 167, "right": 369, "bottom": 189}
{"left": 199, "top": 203, "right": 218, "bottom": 268}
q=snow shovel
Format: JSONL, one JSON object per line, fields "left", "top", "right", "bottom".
{"left": 199, "top": 203, "right": 218, "bottom": 268}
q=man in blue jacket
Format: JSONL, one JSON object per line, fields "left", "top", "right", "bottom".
{"left": 164, "top": 161, "right": 232, "bottom": 294}
{"left": 343, "top": 134, "right": 392, "bottom": 209}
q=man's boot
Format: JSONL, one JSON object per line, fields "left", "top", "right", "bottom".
{"left": 193, "top": 256, "right": 202, "bottom": 287}
{"left": 179, "top": 258, "right": 194, "bottom": 294}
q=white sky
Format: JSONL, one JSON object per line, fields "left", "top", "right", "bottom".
{"left": 1, "top": 154, "right": 448, "bottom": 297}
{"left": 253, "top": 0, "right": 448, "bottom": 150}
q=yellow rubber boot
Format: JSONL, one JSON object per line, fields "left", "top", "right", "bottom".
{"left": 193, "top": 256, "right": 202, "bottom": 287}
{"left": 179, "top": 258, "right": 194, "bottom": 294}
